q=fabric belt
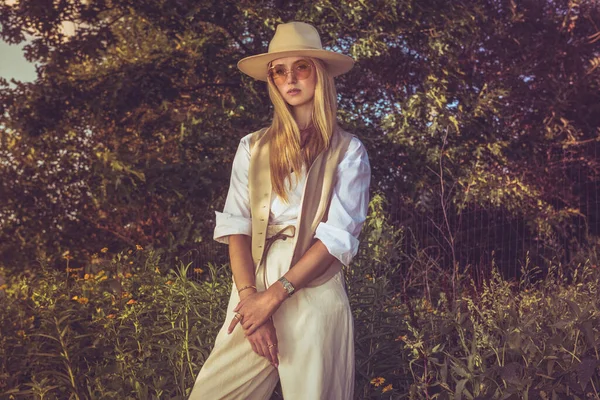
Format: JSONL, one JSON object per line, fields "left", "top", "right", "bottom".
{"left": 256, "top": 224, "right": 296, "bottom": 289}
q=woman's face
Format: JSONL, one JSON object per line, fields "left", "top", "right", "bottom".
{"left": 269, "top": 56, "right": 317, "bottom": 108}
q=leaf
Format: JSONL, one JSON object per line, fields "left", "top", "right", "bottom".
{"left": 577, "top": 358, "right": 598, "bottom": 391}
{"left": 563, "top": 299, "right": 581, "bottom": 318}
{"left": 432, "top": 343, "right": 445, "bottom": 353}
{"left": 507, "top": 330, "right": 522, "bottom": 350}
{"left": 29, "top": 333, "right": 60, "bottom": 342}
{"left": 500, "top": 362, "right": 522, "bottom": 385}
{"left": 454, "top": 379, "right": 468, "bottom": 400}
{"left": 579, "top": 320, "right": 596, "bottom": 349}
{"left": 451, "top": 360, "right": 470, "bottom": 378}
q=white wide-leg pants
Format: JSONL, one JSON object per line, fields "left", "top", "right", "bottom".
{"left": 189, "top": 225, "right": 355, "bottom": 400}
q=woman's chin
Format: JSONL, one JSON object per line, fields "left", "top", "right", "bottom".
{"left": 286, "top": 97, "right": 313, "bottom": 108}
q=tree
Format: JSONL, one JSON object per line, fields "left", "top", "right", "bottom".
{"left": 1, "top": 0, "right": 599, "bottom": 276}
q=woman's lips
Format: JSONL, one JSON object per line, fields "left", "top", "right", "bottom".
{"left": 287, "top": 89, "right": 301, "bottom": 96}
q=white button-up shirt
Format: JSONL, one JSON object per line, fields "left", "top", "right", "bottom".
{"left": 214, "top": 133, "right": 371, "bottom": 266}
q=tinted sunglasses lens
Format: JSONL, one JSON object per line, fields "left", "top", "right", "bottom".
{"left": 271, "top": 66, "right": 287, "bottom": 84}
{"left": 293, "top": 61, "right": 312, "bottom": 80}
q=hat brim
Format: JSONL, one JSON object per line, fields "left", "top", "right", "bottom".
{"left": 237, "top": 49, "right": 354, "bottom": 81}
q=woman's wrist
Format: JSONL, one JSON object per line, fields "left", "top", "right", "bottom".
{"left": 267, "top": 280, "right": 292, "bottom": 306}
{"left": 239, "top": 288, "right": 257, "bottom": 300}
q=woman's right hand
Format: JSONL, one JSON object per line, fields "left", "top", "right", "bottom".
{"left": 245, "top": 318, "right": 279, "bottom": 368}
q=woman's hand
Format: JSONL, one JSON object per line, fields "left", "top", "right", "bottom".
{"left": 245, "top": 318, "right": 279, "bottom": 367}
{"left": 228, "top": 287, "right": 286, "bottom": 336}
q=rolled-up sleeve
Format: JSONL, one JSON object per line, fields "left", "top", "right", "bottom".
{"left": 214, "top": 134, "right": 253, "bottom": 244}
{"left": 314, "top": 137, "right": 371, "bottom": 265}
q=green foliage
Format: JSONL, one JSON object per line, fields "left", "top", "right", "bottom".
{"left": 0, "top": 249, "right": 231, "bottom": 399}
{"left": 1, "top": 0, "right": 599, "bottom": 277}
{"left": 1, "top": 201, "right": 599, "bottom": 399}
{"left": 349, "top": 203, "right": 600, "bottom": 399}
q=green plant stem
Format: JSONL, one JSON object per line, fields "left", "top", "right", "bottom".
{"left": 55, "top": 316, "right": 80, "bottom": 400}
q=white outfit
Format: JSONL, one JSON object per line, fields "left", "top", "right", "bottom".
{"left": 189, "top": 134, "right": 370, "bottom": 400}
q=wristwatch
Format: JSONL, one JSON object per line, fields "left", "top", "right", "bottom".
{"left": 277, "top": 276, "right": 296, "bottom": 297}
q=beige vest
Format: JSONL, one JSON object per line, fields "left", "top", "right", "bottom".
{"left": 248, "top": 127, "right": 353, "bottom": 287}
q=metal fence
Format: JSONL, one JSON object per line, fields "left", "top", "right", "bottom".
{"left": 187, "top": 142, "right": 599, "bottom": 281}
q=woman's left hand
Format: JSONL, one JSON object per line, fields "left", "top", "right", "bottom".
{"left": 228, "top": 291, "right": 281, "bottom": 336}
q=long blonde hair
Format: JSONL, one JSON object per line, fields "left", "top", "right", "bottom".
{"left": 266, "top": 57, "right": 339, "bottom": 202}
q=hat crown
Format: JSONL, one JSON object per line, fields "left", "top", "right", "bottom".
{"left": 268, "top": 21, "right": 323, "bottom": 53}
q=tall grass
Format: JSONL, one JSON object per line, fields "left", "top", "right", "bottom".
{"left": 1, "top": 199, "right": 599, "bottom": 399}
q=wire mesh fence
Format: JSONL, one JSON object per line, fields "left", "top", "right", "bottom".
{"left": 188, "top": 141, "right": 600, "bottom": 282}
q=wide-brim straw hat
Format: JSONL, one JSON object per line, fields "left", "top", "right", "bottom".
{"left": 237, "top": 21, "right": 355, "bottom": 81}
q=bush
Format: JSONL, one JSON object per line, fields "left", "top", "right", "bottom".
{"left": 350, "top": 195, "right": 600, "bottom": 399}
{"left": 1, "top": 204, "right": 599, "bottom": 399}
{"left": 0, "top": 248, "right": 230, "bottom": 399}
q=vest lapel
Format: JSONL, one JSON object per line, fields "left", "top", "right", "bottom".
{"left": 290, "top": 129, "right": 352, "bottom": 285}
{"left": 248, "top": 128, "right": 271, "bottom": 266}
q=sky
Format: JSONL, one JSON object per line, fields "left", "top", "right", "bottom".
{"left": 0, "top": 38, "right": 38, "bottom": 84}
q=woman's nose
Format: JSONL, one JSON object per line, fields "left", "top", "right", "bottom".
{"left": 286, "top": 70, "right": 297, "bottom": 84}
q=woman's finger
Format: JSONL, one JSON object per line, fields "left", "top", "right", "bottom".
{"left": 227, "top": 313, "right": 241, "bottom": 334}
{"left": 259, "top": 342, "right": 272, "bottom": 364}
{"left": 268, "top": 343, "right": 279, "bottom": 367}
{"left": 242, "top": 320, "right": 253, "bottom": 331}
{"left": 249, "top": 339, "right": 260, "bottom": 357}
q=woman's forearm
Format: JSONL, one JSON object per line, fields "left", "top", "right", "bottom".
{"left": 266, "top": 239, "right": 336, "bottom": 303}
{"left": 228, "top": 234, "right": 256, "bottom": 298}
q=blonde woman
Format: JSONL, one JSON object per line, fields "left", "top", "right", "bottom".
{"left": 189, "top": 21, "right": 370, "bottom": 400}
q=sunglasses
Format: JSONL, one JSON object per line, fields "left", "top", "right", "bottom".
{"left": 268, "top": 59, "right": 313, "bottom": 85}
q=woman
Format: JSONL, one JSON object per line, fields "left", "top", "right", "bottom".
{"left": 189, "top": 21, "right": 370, "bottom": 400}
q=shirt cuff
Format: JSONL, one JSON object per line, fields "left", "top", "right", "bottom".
{"left": 213, "top": 211, "right": 252, "bottom": 244}
{"left": 314, "top": 222, "right": 360, "bottom": 266}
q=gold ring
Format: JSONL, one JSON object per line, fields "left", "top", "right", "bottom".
{"left": 233, "top": 312, "right": 243, "bottom": 321}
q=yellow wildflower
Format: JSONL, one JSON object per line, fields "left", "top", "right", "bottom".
{"left": 126, "top": 299, "right": 137, "bottom": 305}
{"left": 100, "top": 247, "right": 108, "bottom": 253}
{"left": 194, "top": 268, "right": 204, "bottom": 274}
{"left": 0, "top": 284, "right": 7, "bottom": 290}
{"left": 382, "top": 384, "right": 393, "bottom": 393}
{"left": 107, "top": 314, "right": 116, "bottom": 319}
{"left": 16, "top": 330, "right": 25, "bottom": 338}
{"left": 127, "top": 249, "right": 133, "bottom": 255}
{"left": 136, "top": 244, "right": 143, "bottom": 250}
{"left": 77, "top": 297, "right": 89, "bottom": 305}
{"left": 155, "top": 267, "right": 160, "bottom": 273}
{"left": 62, "top": 250, "right": 73, "bottom": 260}
{"left": 72, "top": 295, "right": 79, "bottom": 300}
{"left": 129, "top": 261, "right": 133, "bottom": 264}
{"left": 124, "top": 273, "right": 133, "bottom": 278}
{"left": 166, "top": 280, "right": 173, "bottom": 285}
{"left": 122, "top": 292, "right": 131, "bottom": 298}
{"left": 371, "top": 377, "right": 385, "bottom": 387}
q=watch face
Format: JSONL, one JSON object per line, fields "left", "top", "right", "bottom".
{"left": 278, "top": 277, "right": 295, "bottom": 296}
